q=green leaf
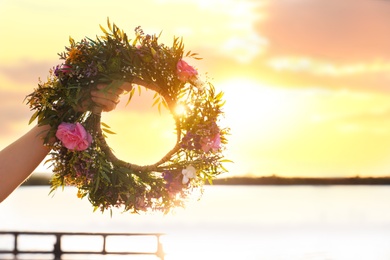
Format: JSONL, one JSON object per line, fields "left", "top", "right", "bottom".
{"left": 215, "top": 91, "right": 224, "bottom": 100}
{"left": 152, "top": 96, "right": 160, "bottom": 107}
{"left": 162, "top": 100, "right": 168, "bottom": 110}
{"left": 102, "top": 128, "right": 116, "bottom": 135}
{"left": 151, "top": 47, "right": 157, "bottom": 57}
{"left": 101, "top": 122, "right": 111, "bottom": 128}
{"left": 220, "top": 164, "right": 229, "bottom": 172}
{"left": 126, "top": 88, "right": 135, "bottom": 106}
{"left": 69, "top": 36, "right": 75, "bottom": 46}
{"left": 94, "top": 175, "right": 101, "bottom": 193}
{"left": 100, "top": 171, "right": 111, "bottom": 182}
{"left": 99, "top": 24, "right": 108, "bottom": 35}
{"left": 219, "top": 159, "right": 234, "bottom": 163}
{"left": 107, "top": 17, "right": 112, "bottom": 31}
{"left": 28, "top": 110, "right": 39, "bottom": 125}
{"left": 132, "top": 35, "right": 140, "bottom": 46}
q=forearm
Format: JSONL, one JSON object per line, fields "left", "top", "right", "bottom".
{"left": 0, "top": 125, "right": 50, "bottom": 202}
{"left": 0, "top": 83, "right": 128, "bottom": 203}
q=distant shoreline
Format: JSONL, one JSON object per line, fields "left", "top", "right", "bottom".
{"left": 211, "top": 175, "right": 390, "bottom": 185}
{"left": 23, "top": 173, "right": 390, "bottom": 186}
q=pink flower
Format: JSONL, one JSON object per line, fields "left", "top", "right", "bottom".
{"left": 54, "top": 64, "right": 72, "bottom": 77}
{"left": 201, "top": 133, "right": 221, "bottom": 153}
{"left": 56, "top": 122, "right": 92, "bottom": 151}
{"left": 176, "top": 59, "right": 198, "bottom": 82}
{"left": 59, "top": 64, "right": 72, "bottom": 74}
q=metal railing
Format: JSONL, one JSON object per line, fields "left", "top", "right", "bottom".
{"left": 0, "top": 231, "right": 165, "bottom": 259}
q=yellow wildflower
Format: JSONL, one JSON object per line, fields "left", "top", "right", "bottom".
{"left": 66, "top": 48, "right": 83, "bottom": 63}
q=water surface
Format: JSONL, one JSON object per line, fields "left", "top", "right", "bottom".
{"left": 1, "top": 185, "right": 390, "bottom": 259}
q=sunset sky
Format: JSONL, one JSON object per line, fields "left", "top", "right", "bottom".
{"left": 1, "top": 0, "right": 390, "bottom": 178}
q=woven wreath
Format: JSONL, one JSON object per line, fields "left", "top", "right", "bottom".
{"left": 26, "top": 20, "right": 229, "bottom": 214}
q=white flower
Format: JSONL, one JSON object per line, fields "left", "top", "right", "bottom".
{"left": 191, "top": 78, "right": 204, "bottom": 91}
{"left": 182, "top": 165, "right": 197, "bottom": 184}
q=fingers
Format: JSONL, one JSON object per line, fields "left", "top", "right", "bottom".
{"left": 89, "top": 82, "right": 133, "bottom": 112}
{"left": 119, "top": 82, "right": 133, "bottom": 92}
{"left": 91, "top": 93, "right": 119, "bottom": 113}
{"left": 90, "top": 96, "right": 118, "bottom": 112}
{"left": 96, "top": 82, "right": 133, "bottom": 93}
{"left": 96, "top": 83, "right": 125, "bottom": 95}
{"left": 91, "top": 89, "right": 121, "bottom": 103}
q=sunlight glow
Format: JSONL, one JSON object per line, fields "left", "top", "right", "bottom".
{"left": 268, "top": 57, "right": 390, "bottom": 76}
{"left": 100, "top": 93, "right": 177, "bottom": 166}
{"left": 174, "top": 104, "right": 186, "bottom": 116}
{"left": 2, "top": 0, "right": 390, "bottom": 178}
{"left": 220, "top": 78, "right": 307, "bottom": 134}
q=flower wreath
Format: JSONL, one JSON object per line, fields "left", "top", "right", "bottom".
{"left": 26, "top": 20, "right": 230, "bottom": 214}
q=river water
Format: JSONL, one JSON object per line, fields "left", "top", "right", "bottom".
{"left": 1, "top": 185, "right": 390, "bottom": 259}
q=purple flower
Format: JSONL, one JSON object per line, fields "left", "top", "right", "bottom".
{"left": 181, "top": 131, "right": 201, "bottom": 150}
{"left": 85, "top": 62, "right": 98, "bottom": 77}
{"left": 163, "top": 171, "right": 183, "bottom": 195}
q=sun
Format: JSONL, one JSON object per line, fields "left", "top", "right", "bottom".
{"left": 217, "top": 78, "right": 316, "bottom": 175}
{"left": 174, "top": 103, "right": 186, "bottom": 115}
{"left": 219, "top": 78, "right": 303, "bottom": 133}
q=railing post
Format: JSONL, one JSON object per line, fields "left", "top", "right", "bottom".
{"left": 53, "top": 234, "right": 62, "bottom": 260}
{"left": 156, "top": 235, "right": 165, "bottom": 260}
{"left": 102, "top": 234, "right": 107, "bottom": 255}
{"left": 13, "top": 233, "right": 18, "bottom": 256}
{"left": 0, "top": 231, "right": 166, "bottom": 259}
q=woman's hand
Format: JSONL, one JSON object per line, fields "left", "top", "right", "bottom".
{"left": 0, "top": 82, "right": 134, "bottom": 203}
{"left": 89, "top": 82, "right": 134, "bottom": 112}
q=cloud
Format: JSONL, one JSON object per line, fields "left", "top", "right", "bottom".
{"left": 228, "top": 0, "right": 390, "bottom": 93}
{"left": 260, "top": 0, "right": 390, "bottom": 62}
{"left": 0, "top": 90, "right": 32, "bottom": 137}
{"left": 152, "top": 0, "right": 269, "bottom": 63}
{"left": 198, "top": 0, "right": 390, "bottom": 94}
{"left": 0, "top": 59, "right": 55, "bottom": 85}
{"left": 304, "top": 89, "right": 390, "bottom": 136}
{"left": 267, "top": 57, "right": 390, "bottom": 76}
{"left": 260, "top": 56, "right": 390, "bottom": 93}
{"left": 313, "top": 109, "right": 390, "bottom": 135}
{"left": 0, "top": 91, "right": 29, "bottom": 115}
{"left": 336, "top": 108, "right": 390, "bottom": 124}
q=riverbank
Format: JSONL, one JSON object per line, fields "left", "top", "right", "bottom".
{"left": 23, "top": 173, "right": 390, "bottom": 186}
{"left": 213, "top": 175, "right": 390, "bottom": 185}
